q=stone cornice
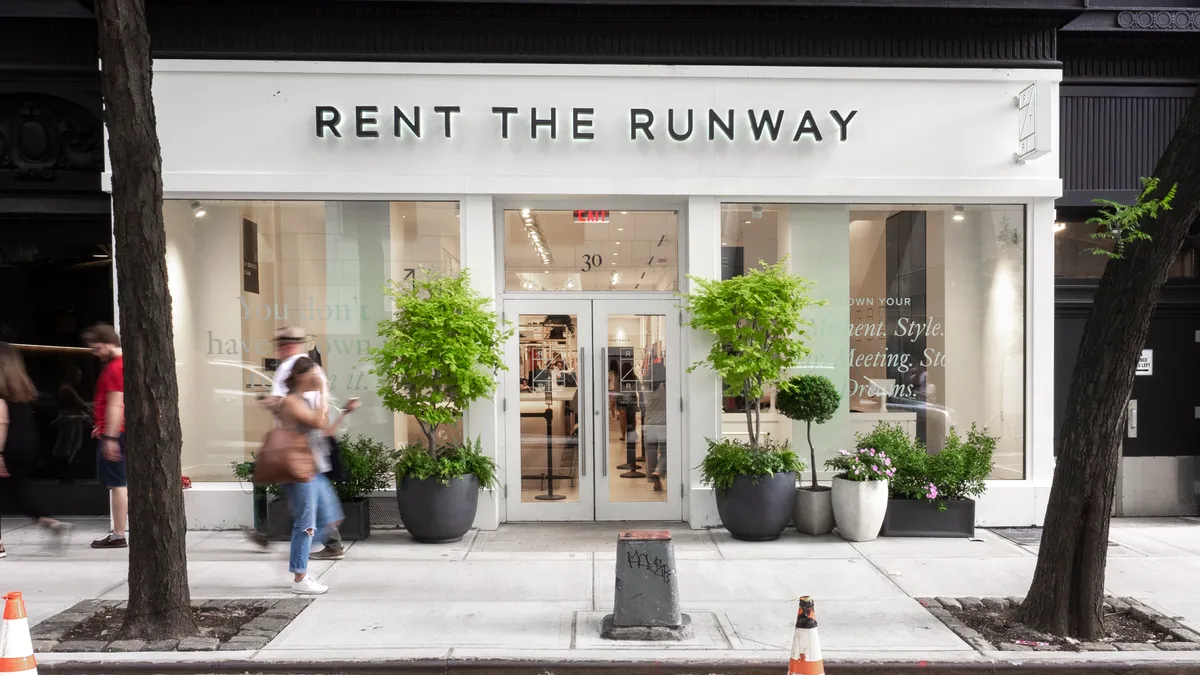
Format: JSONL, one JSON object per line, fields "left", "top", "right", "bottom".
{"left": 1064, "top": 8, "right": 1200, "bottom": 31}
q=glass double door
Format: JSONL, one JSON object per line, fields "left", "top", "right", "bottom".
{"left": 504, "top": 299, "right": 681, "bottom": 521}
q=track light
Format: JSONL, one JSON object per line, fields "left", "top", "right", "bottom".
{"left": 191, "top": 201, "right": 207, "bottom": 218}
{"left": 952, "top": 206, "right": 965, "bottom": 222}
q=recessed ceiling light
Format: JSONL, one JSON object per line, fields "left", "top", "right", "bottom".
{"left": 617, "top": 228, "right": 623, "bottom": 231}
{"left": 521, "top": 208, "right": 531, "bottom": 217}
{"left": 621, "top": 211, "right": 628, "bottom": 215}
{"left": 744, "top": 220, "right": 750, "bottom": 224}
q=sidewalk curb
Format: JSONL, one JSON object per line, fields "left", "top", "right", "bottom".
{"left": 35, "top": 658, "right": 1200, "bottom": 674}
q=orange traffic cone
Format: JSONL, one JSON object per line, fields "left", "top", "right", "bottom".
{"left": 787, "top": 596, "right": 823, "bottom": 675}
{"left": 0, "top": 592, "right": 37, "bottom": 674}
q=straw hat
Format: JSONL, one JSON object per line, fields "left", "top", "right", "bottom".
{"left": 274, "top": 326, "right": 307, "bottom": 344}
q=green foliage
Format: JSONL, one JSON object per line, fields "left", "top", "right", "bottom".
{"left": 777, "top": 374, "right": 841, "bottom": 488}
{"left": 335, "top": 434, "right": 397, "bottom": 501}
{"left": 682, "top": 259, "right": 823, "bottom": 448}
{"left": 231, "top": 457, "right": 280, "bottom": 497}
{"left": 856, "top": 422, "right": 996, "bottom": 509}
{"left": 824, "top": 447, "right": 895, "bottom": 482}
{"left": 1088, "top": 176, "right": 1178, "bottom": 259}
{"left": 854, "top": 423, "right": 919, "bottom": 464}
{"left": 395, "top": 438, "right": 499, "bottom": 489}
{"left": 369, "top": 268, "right": 512, "bottom": 457}
{"left": 698, "top": 438, "right": 804, "bottom": 492}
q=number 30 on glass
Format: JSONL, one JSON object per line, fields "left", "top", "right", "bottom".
{"left": 580, "top": 253, "right": 603, "bottom": 272}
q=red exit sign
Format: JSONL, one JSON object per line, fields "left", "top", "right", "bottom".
{"left": 573, "top": 210, "right": 610, "bottom": 224}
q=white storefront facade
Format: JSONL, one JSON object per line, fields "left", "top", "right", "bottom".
{"left": 105, "top": 60, "right": 1061, "bottom": 531}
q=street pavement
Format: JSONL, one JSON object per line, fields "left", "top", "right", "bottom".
{"left": 3, "top": 516, "right": 1200, "bottom": 671}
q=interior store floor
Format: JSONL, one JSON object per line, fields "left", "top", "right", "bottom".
{"left": 519, "top": 414, "right": 667, "bottom": 505}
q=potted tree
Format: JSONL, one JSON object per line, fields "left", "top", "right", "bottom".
{"left": 865, "top": 423, "right": 996, "bottom": 538}
{"left": 683, "top": 259, "right": 816, "bottom": 541}
{"left": 369, "top": 268, "right": 510, "bottom": 543}
{"left": 776, "top": 374, "right": 841, "bottom": 535}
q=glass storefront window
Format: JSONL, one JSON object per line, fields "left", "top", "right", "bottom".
{"left": 503, "top": 209, "right": 679, "bottom": 292}
{"left": 164, "top": 199, "right": 461, "bottom": 480}
{"left": 720, "top": 203, "right": 1026, "bottom": 480}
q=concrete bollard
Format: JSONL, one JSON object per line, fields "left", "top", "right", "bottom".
{"left": 601, "top": 530, "right": 693, "bottom": 641}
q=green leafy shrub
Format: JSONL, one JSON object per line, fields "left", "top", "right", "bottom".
{"left": 335, "top": 434, "right": 396, "bottom": 501}
{"left": 855, "top": 422, "right": 996, "bottom": 508}
{"left": 699, "top": 438, "right": 804, "bottom": 492}
{"left": 368, "top": 268, "right": 511, "bottom": 483}
{"left": 681, "top": 259, "right": 821, "bottom": 451}
{"left": 394, "top": 438, "right": 498, "bottom": 489}
{"left": 776, "top": 375, "right": 841, "bottom": 488}
{"left": 231, "top": 457, "right": 280, "bottom": 498}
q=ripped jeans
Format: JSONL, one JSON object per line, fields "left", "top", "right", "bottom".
{"left": 283, "top": 474, "right": 343, "bottom": 574}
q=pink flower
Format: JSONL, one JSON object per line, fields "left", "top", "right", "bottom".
{"left": 884, "top": 457, "right": 892, "bottom": 466}
{"left": 925, "top": 483, "right": 938, "bottom": 500}
{"left": 872, "top": 465, "right": 880, "bottom": 473}
{"left": 839, "top": 449, "right": 851, "bottom": 456}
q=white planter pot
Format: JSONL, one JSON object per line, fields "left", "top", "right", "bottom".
{"left": 831, "top": 476, "right": 889, "bottom": 542}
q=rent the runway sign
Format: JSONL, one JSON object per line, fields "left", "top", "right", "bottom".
{"left": 314, "top": 105, "right": 859, "bottom": 144}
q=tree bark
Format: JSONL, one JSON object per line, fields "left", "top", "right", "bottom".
{"left": 806, "top": 421, "right": 817, "bottom": 489}
{"left": 1018, "top": 89, "right": 1200, "bottom": 639}
{"left": 96, "top": 0, "right": 197, "bottom": 640}
{"left": 743, "top": 381, "right": 756, "bottom": 449}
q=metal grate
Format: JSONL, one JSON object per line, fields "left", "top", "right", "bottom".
{"left": 992, "top": 527, "right": 1116, "bottom": 547}
{"left": 368, "top": 492, "right": 403, "bottom": 530}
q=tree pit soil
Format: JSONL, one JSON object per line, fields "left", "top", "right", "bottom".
{"left": 951, "top": 606, "right": 1178, "bottom": 651}
{"left": 64, "top": 604, "right": 266, "bottom": 644}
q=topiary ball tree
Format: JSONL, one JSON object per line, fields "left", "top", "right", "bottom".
{"left": 777, "top": 374, "right": 841, "bottom": 489}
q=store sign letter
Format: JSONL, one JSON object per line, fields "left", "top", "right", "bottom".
{"left": 314, "top": 105, "right": 858, "bottom": 147}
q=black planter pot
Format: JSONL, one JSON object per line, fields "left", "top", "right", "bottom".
{"left": 255, "top": 490, "right": 372, "bottom": 542}
{"left": 339, "top": 498, "right": 371, "bottom": 541}
{"left": 880, "top": 498, "right": 976, "bottom": 538}
{"left": 715, "top": 472, "right": 797, "bottom": 542}
{"left": 397, "top": 474, "right": 480, "bottom": 543}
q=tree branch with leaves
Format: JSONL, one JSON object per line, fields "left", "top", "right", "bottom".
{"left": 368, "top": 269, "right": 511, "bottom": 482}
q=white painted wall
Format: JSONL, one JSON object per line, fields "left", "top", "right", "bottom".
{"left": 128, "top": 62, "right": 1059, "bottom": 201}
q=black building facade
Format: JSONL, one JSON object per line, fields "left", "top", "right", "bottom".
{"left": 1054, "top": 3, "right": 1200, "bottom": 517}
{"left": 1, "top": 0, "right": 1196, "bottom": 520}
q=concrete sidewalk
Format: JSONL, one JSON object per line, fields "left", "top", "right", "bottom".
{"left": 3, "top": 516, "right": 1200, "bottom": 670}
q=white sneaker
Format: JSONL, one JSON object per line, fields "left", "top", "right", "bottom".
{"left": 290, "top": 576, "right": 328, "bottom": 595}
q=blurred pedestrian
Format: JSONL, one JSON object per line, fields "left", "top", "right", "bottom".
{"left": 0, "top": 342, "right": 71, "bottom": 558}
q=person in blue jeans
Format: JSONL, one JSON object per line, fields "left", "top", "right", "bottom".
{"left": 278, "top": 357, "right": 358, "bottom": 595}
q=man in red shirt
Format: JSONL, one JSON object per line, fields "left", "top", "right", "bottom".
{"left": 85, "top": 324, "right": 127, "bottom": 549}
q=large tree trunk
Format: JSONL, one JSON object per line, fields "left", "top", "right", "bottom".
{"left": 1019, "top": 89, "right": 1200, "bottom": 639}
{"left": 96, "top": 0, "right": 197, "bottom": 640}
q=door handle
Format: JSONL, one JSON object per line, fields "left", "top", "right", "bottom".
{"left": 1127, "top": 399, "right": 1138, "bottom": 439}
{"left": 579, "top": 347, "right": 587, "bottom": 477}
{"left": 600, "top": 347, "right": 608, "bottom": 477}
